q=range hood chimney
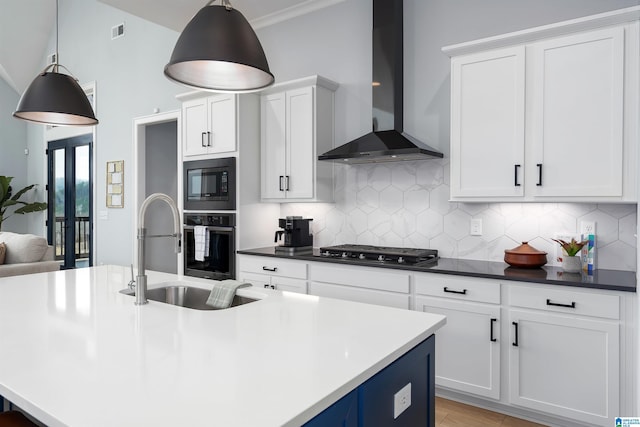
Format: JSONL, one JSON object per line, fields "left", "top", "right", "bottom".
{"left": 318, "top": 0, "right": 444, "bottom": 164}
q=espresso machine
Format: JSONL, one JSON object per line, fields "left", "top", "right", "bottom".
{"left": 274, "top": 216, "right": 313, "bottom": 254}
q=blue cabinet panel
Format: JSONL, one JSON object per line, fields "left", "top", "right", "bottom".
{"left": 306, "top": 335, "right": 435, "bottom": 427}
{"left": 359, "top": 336, "right": 435, "bottom": 426}
{"left": 303, "top": 390, "right": 357, "bottom": 427}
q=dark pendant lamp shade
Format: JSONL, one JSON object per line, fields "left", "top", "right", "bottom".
{"left": 13, "top": 69, "right": 98, "bottom": 126}
{"left": 164, "top": 3, "right": 274, "bottom": 93}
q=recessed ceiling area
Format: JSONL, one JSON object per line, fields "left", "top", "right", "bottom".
{"left": 0, "top": 0, "right": 344, "bottom": 95}
{"left": 0, "top": 0, "right": 55, "bottom": 95}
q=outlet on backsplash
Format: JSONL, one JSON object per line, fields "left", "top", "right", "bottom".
{"left": 580, "top": 221, "right": 596, "bottom": 273}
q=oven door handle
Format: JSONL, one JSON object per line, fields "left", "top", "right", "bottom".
{"left": 184, "top": 225, "right": 234, "bottom": 232}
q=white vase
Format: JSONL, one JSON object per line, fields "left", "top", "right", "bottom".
{"left": 562, "top": 256, "right": 582, "bottom": 273}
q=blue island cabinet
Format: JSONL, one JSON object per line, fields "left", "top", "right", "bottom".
{"left": 305, "top": 335, "right": 435, "bottom": 427}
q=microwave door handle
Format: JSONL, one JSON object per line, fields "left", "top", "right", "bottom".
{"left": 183, "top": 225, "right": 233, "bottom": 232}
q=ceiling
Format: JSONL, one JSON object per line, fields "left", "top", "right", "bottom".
{"left": 0, "top": 0, "right": 343, "bottom": 95}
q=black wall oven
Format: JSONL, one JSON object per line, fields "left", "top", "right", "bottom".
{"left": 184, "top": 157, "right": 236, "bottom": 210}
{"left": 184, "top": 213, "right": 235, "bottom": 280}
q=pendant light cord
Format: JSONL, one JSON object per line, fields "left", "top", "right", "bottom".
{"left": 54, "top": 0, "right": 59, "bottom": 71}
{"left": 38, "top": 0, "right": 76, "bottom": 80}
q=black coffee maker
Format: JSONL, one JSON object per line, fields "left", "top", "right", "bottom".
{"left": 274, "top": 216, "right": 313, "bottom": 254}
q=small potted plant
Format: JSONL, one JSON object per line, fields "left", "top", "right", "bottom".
{"left": 551, "top": 237, "right": 588, "bottom": 273}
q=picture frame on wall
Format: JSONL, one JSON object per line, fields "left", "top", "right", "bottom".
{"left": 106, "top": 160, "right": 124, "bottom": 208}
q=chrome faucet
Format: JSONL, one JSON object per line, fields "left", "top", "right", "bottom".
{"left": 136, "top": 193, "right": 182, "bottom": 305}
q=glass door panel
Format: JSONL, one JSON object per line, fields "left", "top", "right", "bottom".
{"left": 47, "top": 135, "right": 93, "bottom": 269}
{"left": 75, "top": 145, "right": 91, "bottom": 266}
{"left": 52, "top": 149, "right": 66, "bottom": 260}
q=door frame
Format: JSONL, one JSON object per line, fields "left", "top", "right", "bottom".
{"left": 43, "top": 81, "right": 98, "bottom": 262}
{"left": 132, "top": 110, "right": 182, "bottom": 273}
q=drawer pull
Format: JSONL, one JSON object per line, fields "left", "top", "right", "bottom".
{"left": 546, "top": 299, "right": 576, "bottom": 309}
{"left": 512, "top": 322, "right": 519, "bottom": 347}
{"left": 536, "top": 163, "right": 543, "bottom": 186}
{"left": 262, "top": 266, "right": 277, "bottom": 272}
{"left": 443, "top": 287, "right": 467, "bottom": 295}
{"left": 490, "top": 318, "right": 497, "bottom": 342}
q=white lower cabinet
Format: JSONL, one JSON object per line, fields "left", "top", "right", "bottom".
{"left": 237, "top": 255, "right": 307, "bottom": 294}
{"left": 238, "top": 254, "right": 632, "bottom": 427}
{"left": 308, "top": 262, "right": 411, "bottom": 309}
{"left": 415, "top": 274, "right": 501, "bottom": 400}
{"left": 508, "top": 285, "right": 620, "bottom": 426}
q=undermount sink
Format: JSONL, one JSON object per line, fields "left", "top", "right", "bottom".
{"left": 120, "top": 283, "right": 258, "bottom": 310}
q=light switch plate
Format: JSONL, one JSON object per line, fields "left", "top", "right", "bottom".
{"left": 393, "top": 382, "right": 411, "bottom": 419}
{"left": 470, "top": 218, "right": 482, "bottom": 236}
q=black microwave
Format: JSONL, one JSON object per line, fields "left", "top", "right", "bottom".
{"left": 184, "top": 157, "right": 236, "bottom": 210}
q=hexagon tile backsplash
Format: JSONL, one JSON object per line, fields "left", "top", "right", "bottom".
{"left": 280, "top": 159, "right": 638, "bottom": 271}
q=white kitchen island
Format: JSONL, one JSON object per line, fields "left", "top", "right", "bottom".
{"left": 0, "top": 266, "right": 445, "bottom": 426}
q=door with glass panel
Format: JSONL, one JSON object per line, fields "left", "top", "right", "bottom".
{"left": 47, "top": 135, "right": 93, "bottom": 269}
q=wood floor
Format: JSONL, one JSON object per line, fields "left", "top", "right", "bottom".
{"left": 436, "top": 397, "right": 547, "bottom": 427}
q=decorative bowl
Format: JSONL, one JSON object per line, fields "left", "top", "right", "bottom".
{"left": 504, "top": 242, "right": 547, "bottom": 268}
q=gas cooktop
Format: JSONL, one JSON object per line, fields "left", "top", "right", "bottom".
{"left": 318, "top": 244, "right": 438, "bottom": 265}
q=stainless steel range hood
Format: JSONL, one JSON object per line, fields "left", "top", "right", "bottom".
{"left": 318, "top": 0, "right": 443, "bottom": 164}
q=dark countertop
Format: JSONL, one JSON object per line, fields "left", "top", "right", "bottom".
{"left": 238, "top": 247, "right": 637, "bottom": 293}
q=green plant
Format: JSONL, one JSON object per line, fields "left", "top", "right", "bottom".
{"left": 0, "top": 176, "right": 48, "bottom": 231}
{"left": 551, "top": 237, "right": 589, "bottom": 257}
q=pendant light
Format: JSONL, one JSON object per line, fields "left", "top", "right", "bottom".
{"left": 13, "top": 0, "right": 98, "bottom": 126}
{"left": 164, "top": 0, "right": 274, "bottom": 93}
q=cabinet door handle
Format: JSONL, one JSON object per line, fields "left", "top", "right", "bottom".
{"left": 279, "top": 176, "right": 284, "bottom": 191}
{"left": 285, "top": 175, "right": 290, "bottom": 191}
{"left": 207, "top": 131, "right": 212, "bottom": 147}
{"left": 201, "top": 132, "right": 207, "bottom": 147}
{"left": 443, "top": 286, "right": 467, "bottom": 295}
{"left": 514, "top": 164, "right": 521, "bottom": 187}
{"left": 262, "top": 266, "right": 277, "bottom": 272}
{"left": 512, "top": 322, "right": 519, "bottom": 347}
{"left": 263, "top": 284, "right": 269, "bottom": 288}
{"left": 490, "top": 318, "right": 497, "bottom": 342}
{"left": 546, "top": 299, "right": 576, "bottom": 309}
{"left": 536, "top": 163, "right": 543, "bottom": 186}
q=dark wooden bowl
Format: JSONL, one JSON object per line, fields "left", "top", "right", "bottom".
{"left": 504, "top": 242, "right": 547, "bottom": 268}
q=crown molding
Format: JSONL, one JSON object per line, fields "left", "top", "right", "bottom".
{"left": 250, "top": 0, "right": 346, "bottom": 30}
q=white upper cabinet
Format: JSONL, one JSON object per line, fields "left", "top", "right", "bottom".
{"left": 529, "top": 28, "right": 624, "bottom": 198}
{"left": 260, "top": 75, "right": 338, "bottom": 202}
{"left": 445, "top": 9, "right": 639, "bottom": 202}
{"left": 450, "top": 46, "right": 525, "bottom": 198}
{"left": 181, "top": 93, "right": 237, "bottom": 157}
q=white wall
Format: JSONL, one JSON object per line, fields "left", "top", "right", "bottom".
{"left": 22, "top": 0, "right": 183, "bottom": 265}
{"left": 0, "top": 77, "right": 28, "bottom": 233}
